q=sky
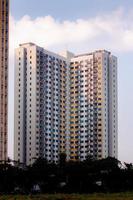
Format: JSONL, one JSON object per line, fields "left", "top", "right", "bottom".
{"left": 8, "top": 0, "right": 133, "bottom": 163}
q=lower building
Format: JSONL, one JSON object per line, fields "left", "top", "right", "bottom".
{"left": 68, "top": 50, "right": 117, "bottom": 161}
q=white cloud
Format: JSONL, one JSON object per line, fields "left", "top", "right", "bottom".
{"left": 9, "top": 9, "right": 133, "bottom": 55}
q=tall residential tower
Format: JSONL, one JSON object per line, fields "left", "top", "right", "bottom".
{"left": 14, "top": 43, "right": 70, "bottom": 165}
{"left": 69, "top": 50, "right": 117, "bottom": 161}
{"left": 14, "top": 44, "right": 117, "bottom": 165}
{"left": 0, "top": 0, "right": 9, "bottom": 161}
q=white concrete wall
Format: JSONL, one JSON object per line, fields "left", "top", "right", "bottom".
{"left": 108, "top": 55, "right": 118, "bottom": 158}
{"left": 14, "top": 47, "right": 26, "bottom": 164}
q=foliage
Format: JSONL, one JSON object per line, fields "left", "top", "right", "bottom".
{"left": 0, "top": 156, "right": 133, "bottom": 194}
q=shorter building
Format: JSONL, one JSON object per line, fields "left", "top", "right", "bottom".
{"left": 68, "top": 50, "right": 117, "bottom": 161}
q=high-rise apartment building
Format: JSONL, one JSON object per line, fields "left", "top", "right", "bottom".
{"left": 0, "top": 0, "right": 9, "bottom": 161}
{"left": 14, "top": 43, "right": 117, "bottom": 165}
{"left": 69, "top": 50, "right": 117, "bottom": 161}
{"left": 14, "top": 43, "right": 70, "bottom": 165}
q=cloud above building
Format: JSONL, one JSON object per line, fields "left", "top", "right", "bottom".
{"left": 10, "top": 8, "right": 133, "bottom": 58}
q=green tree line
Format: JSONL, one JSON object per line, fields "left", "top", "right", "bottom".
{"left": 0, "top": 155, "right": 133, "bottom": 194}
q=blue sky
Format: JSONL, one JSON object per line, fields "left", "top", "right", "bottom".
{"left": 11, "top": 0, "right": 133, "bottom": 20}
{"left": 9, "top": 0, "right": 133, "bottom": 163}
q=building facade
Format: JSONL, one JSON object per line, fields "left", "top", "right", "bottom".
{"left": 0, "top": 0, "right": 9, "bottom": 161}
{"left": 14, "top": 43, "right": 70, "bottom": 165}
{"left": 14, "top": 44, "right": 117, "bottom": 165}
{"left": 69, "top": 50, "right": 117, "bottom": 161}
